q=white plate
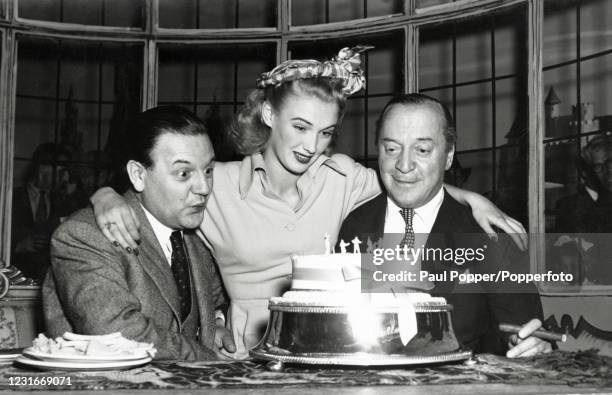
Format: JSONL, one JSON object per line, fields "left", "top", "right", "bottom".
{"left": 0, "top": 353, "right": 20, "bottom": 364}
{"left": 22, "top": 347, "right": 151, "bottom": 363}
{"left": 14, "top": 355, "right": 152, "bottom": 371}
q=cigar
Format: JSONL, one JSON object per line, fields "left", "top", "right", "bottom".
{"left": 498, "top": 323, "right": 567, "bottom": 342}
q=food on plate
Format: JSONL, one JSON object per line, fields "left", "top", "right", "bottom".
{"left": 31, "top": 332, "right": 157, "bottom": 358}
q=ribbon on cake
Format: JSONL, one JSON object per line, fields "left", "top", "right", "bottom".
{"left": 343, "top": 266, "right": 419, "bottom": 346}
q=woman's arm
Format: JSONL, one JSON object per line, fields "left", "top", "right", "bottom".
{"left": 445, "top": 183, "right": 527, "bottom": 251}
{"left": 90, "top": 187, "right": 141, "bottom": 250}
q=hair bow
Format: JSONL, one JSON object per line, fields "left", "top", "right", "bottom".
{"left": 256, "top": 45, "right": 374, "bottom": 96}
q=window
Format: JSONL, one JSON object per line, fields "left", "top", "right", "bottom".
{"left": 542, "top": 0, "right": 612, "bottom": 292}
{"left": 419, "top": 5, "right": 529, "bottom": 227}
{"left": 157, "top": 42, "right": 276, "bottom": 160}
{"left": 159, "top": 0, "right": 277, "bottom": 29}
{"left": 291, "top": 0, "right": 403, "bottom": 26}
{"left": 11, "top": 36, "right": 142, "bottom": 279}
{"left": 18, "top": 0, "right": 145, "bottom": 27}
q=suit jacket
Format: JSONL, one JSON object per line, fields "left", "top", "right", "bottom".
{"left": 555, "top": 188, "right": 612, "bottom": 233}
{"left": 338, "top": 189, "right": 543, "bottom": 355}
{"left": 11, "top": 185, "right": 84, "bottom": 280}
{"left": 43, "top": 190, "right": 226, "bottom": 360}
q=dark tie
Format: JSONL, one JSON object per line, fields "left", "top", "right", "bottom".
{"left": 170, "top": 231, "right": 191, "bottom": 322}
{"left": 399, "top": 208, "right": 415, "bottom": 249}
{"left": 35, "top": 191, "right": 48, "bottom": 225}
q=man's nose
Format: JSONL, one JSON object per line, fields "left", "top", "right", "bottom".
{"left": 395, "top": 149, "right": 415, "bottom": 173}
{"left": 192, "top": 171, "right": 211, "bottom": 196}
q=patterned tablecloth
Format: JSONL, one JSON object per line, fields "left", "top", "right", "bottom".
{"left": 1, "top": 350, "right": 611, "bottom": 391}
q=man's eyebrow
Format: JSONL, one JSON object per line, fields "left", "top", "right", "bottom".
{"left": 381, "top": 137, "right": 435, "bottom": 143}
{"left": 172, "top": 159, "right": 192, "bottom": 166}
{"left": 172, "top": 156, "right": 216, "bottom": 166}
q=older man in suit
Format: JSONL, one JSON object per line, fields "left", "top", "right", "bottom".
{"left": 339, "top": 93, "right": 551, "bottom": 357}
{"left": 43, "top": 106, "right": 235, "bottom": 360}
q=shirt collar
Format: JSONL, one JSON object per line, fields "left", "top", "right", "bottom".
{"left": 141, "top": 204, "right": 175, "bottom": 253}
{"left": 238, "top": 152, "right": 346, "bottom": 199}
{"left": 386, "top": 186, "right": 445, "bottom": 221}
{"left": 585, "top": 185, "right": 599, "bottom": 202}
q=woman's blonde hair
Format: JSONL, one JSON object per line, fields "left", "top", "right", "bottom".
{"left": 228, "top": 77, "right": 347, "bottom": 155}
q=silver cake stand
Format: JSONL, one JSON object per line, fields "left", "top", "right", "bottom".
{"left": 250, "top": 302, "right": 473, "bottom": 370}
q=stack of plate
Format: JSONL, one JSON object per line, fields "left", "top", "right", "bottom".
{"left": 0, "top": 349, "right": 22, "bottom": 366}
{"left": 15, "top": 348, "right": 152, "bottom": 371}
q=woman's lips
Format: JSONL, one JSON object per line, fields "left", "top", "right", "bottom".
{"left": 294, "top": 152, "right": 313, "bottom": 164}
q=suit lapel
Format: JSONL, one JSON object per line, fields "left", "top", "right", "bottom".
{"left": 124, "top": 191, "right": 181, "bottom": 320}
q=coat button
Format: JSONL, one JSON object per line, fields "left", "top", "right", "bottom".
{"left": 286, "top": 223, "right": 296, "bottom": 231}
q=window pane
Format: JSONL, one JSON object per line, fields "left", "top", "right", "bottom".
{"left": 289, "top": 31, "right": 404, "bottom": 164}
{"left": 581, "top": 0, "right": 612, "bottom": 58}
{"left": 158, "top": 43, "right": 276, "bottom": 160}
{"left": 543, "top": 0, "right": 612, "bottom": 289}
{"left": 455, "top": 82, "right": 493, "bottom": 151}
{"left": 419, "top": 5, "right": 528, "bottom": 228}
{"left": 419, "top": 27, "right": 453, "bottom": 90}
{"left": 12, "top": 37, "right": 142, "bottom": 280}
{"left": 416, "top": 0, "right": 453, "bottom": 11}
{"left": 454, "top": 151, "right": 493, "bottom": 196}
{"left": 291, "top": 0, "right": 325, "bottom": 26}
{"left": 337, "top": 98, "right": 366, "bottom": 159}
{"left": 543, "top": 0, "right": 578, "bottom": 68}
{"left": 18, "top": 0, "right": 144, "bottom": 27}
{"left": 159, "top": 0, "right": 276, "bottom": 29}
{"left": 291, "top": 0, "right": 402, "bottom": 26}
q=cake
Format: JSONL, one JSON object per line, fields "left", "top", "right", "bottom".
{"left": 249, "top": 244, "right": 469, "bottom": 365}
{"left": 270, "top": 252, "right": 447, "bottom": 308}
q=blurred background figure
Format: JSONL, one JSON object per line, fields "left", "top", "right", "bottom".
{"left": 73, "top": 150, "right": 115, "bottom": 200}
{"left": 11, "top": 143, "right": 80, "bottom": 281}
{"left": 552, "top": 135, "right": 612, "bottom": 286}
{"left": 556, "top": 135, "right": 612, "bottom": 233}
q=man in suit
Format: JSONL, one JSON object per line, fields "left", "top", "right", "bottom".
{"left": 339, "top": 93, "right": 551, "bottom": 357}
{"left": 11, "top": 143, "right": 80, "bottom": 281}
{"left": 553, "top": 135, "right": 612, "bottom": 285}
{"left": 43, "top": 106, "right": 235, "bottom": 360}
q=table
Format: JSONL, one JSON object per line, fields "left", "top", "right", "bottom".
{"left": 1, "top": 350, "right": 611, "bottom": 394}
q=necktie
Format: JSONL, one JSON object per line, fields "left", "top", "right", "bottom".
{"left": 399, "top": 208, "right": 415, "bottom": 249}
{"left": 35, "top": 191, "right": 48, "bottom": 225}
{"left": 170, "top": 231, "right": 191, "bottom": 322}
{"left": 34, "top": 191, "right": 49, "bottom": 233}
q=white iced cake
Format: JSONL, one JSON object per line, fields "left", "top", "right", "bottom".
{"left": 270, "top": 253, "right": 446, "bottom": 308}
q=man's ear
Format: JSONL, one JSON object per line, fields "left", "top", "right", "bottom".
{"left": 126, "top": 160, "right": 146, "bottom": 192}
{"left": 261, "top": 101, "right": 273, "bottom": 128}
{"left": 445, "top": 145, "right": 455, "bottom": 171}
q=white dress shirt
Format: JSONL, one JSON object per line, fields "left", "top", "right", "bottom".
{"left": 142, "top": 205, "right": 176, "bottom": 266}
{"left": 384, "top": 186, "right": 445, "bottom": 236}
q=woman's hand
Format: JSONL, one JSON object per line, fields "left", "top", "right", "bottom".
{"left": 445, "top": 184, "right": 527, "bottom": 251}
{"left": 91, "top": 187, "right": 141, "bottom": 251}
